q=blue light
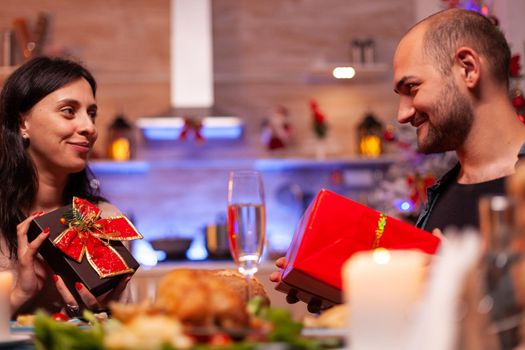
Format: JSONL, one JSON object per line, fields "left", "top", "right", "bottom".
{"left": 186, "top": 234, "right": 208, "bottom": 260}
{"left": 394, "top": 199, "right": 414, "bottom": 212}
{"left": 90, "top": 160, "right": 150, "bottom": 174}
{"left": 132, "top": 240, "right": 158, "bottom": 267}
{"left": 143, "top": 128, "right": 180, "bottom": 140}
{"left": 400, "top": 201, "right": 412, "bottom": 211}
{"left": 141, "top": 126, "right": 243, "bottom": 140}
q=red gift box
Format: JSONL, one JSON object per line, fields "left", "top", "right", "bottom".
{"left": 275, "top": 189, "right": 440, "bottom": 310}
{"left": 28, "top": 197, "right": 142, "bottom": 302}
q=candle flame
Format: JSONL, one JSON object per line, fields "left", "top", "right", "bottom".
{"left": 373, "top": 248, "right": 391, "bottom": 264}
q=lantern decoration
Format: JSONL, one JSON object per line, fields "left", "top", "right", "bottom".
{"left": 357, "top": 112, "right": 383, "bottom": 158}
{"left": 107, "top": 115, "right": 135, "bottom": 161}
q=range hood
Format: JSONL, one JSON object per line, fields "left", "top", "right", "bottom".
{"left": 138, "top": 0, "right": 242, "bottom": 141}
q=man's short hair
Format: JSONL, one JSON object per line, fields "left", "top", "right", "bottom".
{"left": 421, "top": 9, "right": 511, "bottom": 87}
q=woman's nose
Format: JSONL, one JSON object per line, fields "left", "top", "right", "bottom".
{"left": 397, "top": 96, "right": 415, "bottom": 124}
{"left": 78, "top": 113, "right": 97, "bottom": 137}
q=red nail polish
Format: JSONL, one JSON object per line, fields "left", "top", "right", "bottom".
{"left": 42, "top": 227, "right": 50, "bottom": 234}
{"left": 53, "top": 274, "right": 58, "bottom": 282}
{"left": 31, "top": 211, "right": 44, "bottom": 217}
{"left": 75, "top": 282, "right": 83, "bottom": 290}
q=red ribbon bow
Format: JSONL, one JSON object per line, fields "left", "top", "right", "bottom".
{"left": 53, "top": 197, "right": 142, "bottom": 278}
{"left": 179, "top": 117, "right": 204, "bottom": 142}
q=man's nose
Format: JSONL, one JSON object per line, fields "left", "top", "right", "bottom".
{"left": 397, "top": 96, "right": 415, "bottom": 124}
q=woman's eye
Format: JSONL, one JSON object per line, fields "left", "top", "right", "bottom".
{"left": 88, "top": 110, "right": 98, "bottom": 120}
{"left": 61, "top": 107, "right": 75, "bottom": 116}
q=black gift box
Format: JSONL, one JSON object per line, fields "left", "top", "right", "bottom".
{"left": 28, "top": 204, "right": 140, "bottom": 301}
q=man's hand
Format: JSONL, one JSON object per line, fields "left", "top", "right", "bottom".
{"left": 269, "top": 256, "right": 287, "bottom": 283}
{"left": 431, "top": 228, "right": 445, "bottom": 240}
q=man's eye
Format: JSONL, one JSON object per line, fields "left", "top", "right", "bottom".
{"left": 407, "top": 83, "right": 418, "bottom": 94}
{"left": 88, "top": 110, "right": 98, "bottom": 120}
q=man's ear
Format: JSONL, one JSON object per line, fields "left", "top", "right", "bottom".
{"left": 454, "top": 46, "right": 481, "bottom": 89}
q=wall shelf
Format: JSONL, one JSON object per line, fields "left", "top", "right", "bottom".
{"left": 89, "top": 160, "right": 151, "bottom": 174}
{"left": 90, "top": 156, "right": 397, "bottom": 174}
{"left": 136, "top": 116, "right": 244, "bottom": 141}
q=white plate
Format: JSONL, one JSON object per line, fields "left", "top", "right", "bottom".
{"left": 301, "top": 327, "right": 350, "bottom": 338}
{"left": 0, "top": 334, "right": 31, "bottom": 347}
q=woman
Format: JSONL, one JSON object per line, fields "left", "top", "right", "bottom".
{"left": 0, "top": 56, "right": 129, "bottom": 318}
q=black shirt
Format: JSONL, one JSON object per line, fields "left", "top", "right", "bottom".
{"left": 423, "top": 177, "right": 506, "bottom": 231}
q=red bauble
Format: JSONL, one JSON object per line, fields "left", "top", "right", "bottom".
{"left": 513, "top": 95, "right": 525, "bottom": 109}
{"left": 510, "top": 55, "right": 522, "bottom": 78}
{"left": 384, "top": 129, "right": 395, "bottom": 142}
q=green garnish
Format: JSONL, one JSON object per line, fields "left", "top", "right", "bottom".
{"left": 34, "top": 310, "right": 104, "bottom": 350}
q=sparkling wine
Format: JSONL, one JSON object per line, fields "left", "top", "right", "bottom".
{"left": 228, "top": 203, "right": 266, "bottom": 276}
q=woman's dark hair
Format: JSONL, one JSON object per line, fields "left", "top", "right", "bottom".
{"left": 0, "top": 56, "right": 105, "bottom": 259}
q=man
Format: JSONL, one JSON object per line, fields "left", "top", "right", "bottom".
{"left": 271, "top": 8, "right": 525, "bottom": 311}
{"left": 394, "top": 8, "right": 525, "bottom": 233}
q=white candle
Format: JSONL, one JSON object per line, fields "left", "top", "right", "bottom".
{"left": 0, "top": 271, "right": 12, "bottom": 337}
{"left": 343, "top": 249, "right": 427, "bottom": 350}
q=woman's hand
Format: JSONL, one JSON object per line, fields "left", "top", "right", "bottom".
{"left": 54, "top": 274, "right": 131, "bottom": 317}
{"left": 10, "top": 212, "right": 49, "bottom": 312}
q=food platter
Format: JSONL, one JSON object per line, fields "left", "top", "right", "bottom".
{"left": 10, "top": 319, "right": 89, "bottom": 334}
{"left": 301, "top": 327, "right": 349, "bottom": 339}
{"left": 0, "top": 334, "right": 31, "bottom": 348}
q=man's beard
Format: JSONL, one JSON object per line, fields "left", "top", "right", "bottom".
{"left": 417, "top": 79, "right": 474, "bottom": 154}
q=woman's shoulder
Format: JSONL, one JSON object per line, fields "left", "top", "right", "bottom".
{"left": 96, "top": 201, "right": 122, "bottom": 218}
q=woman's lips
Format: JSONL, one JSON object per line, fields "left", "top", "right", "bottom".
{"left": 68, "top": 142, "right": 91, "bottom": 153}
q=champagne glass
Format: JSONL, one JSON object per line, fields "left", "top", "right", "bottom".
{"left": 227, "top": 170, "right": 266, "bottom": 301}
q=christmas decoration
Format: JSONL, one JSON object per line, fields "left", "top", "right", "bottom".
{"left": 261, "top": 105, "right": 293, "bottom": 151}
{"left": 54, "top": 197, "right": 143, "bottom": 278}
{"left": 107, "top": 115, "right": 135, "bottom": 161}
{"left": 441, "top": 0, "right": 499, "bottom": 24}
{"left": 179, "top": 116, "right": 204, "bottom": 142}
{"left": 309, "top": 100, "right": 328, "bottom": 139}
{"left": 367, "top": 124, "right": 457, "bottom": 222}
{"left": 510, "top": 53, "right": 525, "bottom": 122}
{"left": 441, "top": 0, "right": 493, "bottom": 16}
{"left": 357, "top": 112, "right": 384, "bottom": 158}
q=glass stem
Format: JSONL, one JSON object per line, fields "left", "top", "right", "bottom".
{"left": 245, "top": 274, "right": 253, "bottom": 302}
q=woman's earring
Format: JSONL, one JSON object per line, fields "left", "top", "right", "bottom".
{"left": 22, "top": 133, "right": 30, "bottom": 147}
